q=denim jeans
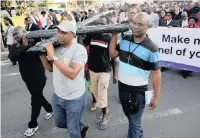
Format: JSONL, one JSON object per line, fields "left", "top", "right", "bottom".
{"left": 119, "top": 90, "right": 146, "bottom": 138}
{"left": 127, "top": 95, "right": 145, "bottom": 138}
{"left": 52, "top": 93, "right": 86, "bottom": 138}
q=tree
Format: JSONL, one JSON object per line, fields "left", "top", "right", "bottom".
{"left": 15, "top": 0, "right": 36, "bottom": 16}
{"left": 60, "top": 3, "right": 66, "bottom": 8}
{"left": 1, "top": 0, "right": 13, "bottom": 17}
{"left": 38, "top": 1, "right": 48, "bottom": 8}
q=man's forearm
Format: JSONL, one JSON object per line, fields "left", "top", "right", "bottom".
{"left": 53, "top": 60, "right": 79, "bottom": 80}
{"left": 152, "top": 70, "right": 161, "bottom": 98}
{"left": 109, "top": 33, "right": 119, "bottom": 58}
{"left": 111, "top": 58, "right": 117, "bottom": 76}
{"left": 40, "top": 55, "right": 53, "bottom": 72}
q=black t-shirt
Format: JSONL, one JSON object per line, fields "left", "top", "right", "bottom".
{"left": 83, "top": 33, "right": 112, "bottom": 73}
{"left": 9, "top": 40, "right": 46, "bottom": 82}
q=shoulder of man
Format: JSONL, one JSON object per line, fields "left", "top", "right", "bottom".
{"left": 122, "top": 33, "right": 132, "bottom": 41}
{"left": 102, "top": 33, "right": 112, "bottom": 41}
{"left": 74, "top": 43, "right": 87, "bottom": 54}
{"left": 144, "top": 36, "right": 159, "bottom": 53}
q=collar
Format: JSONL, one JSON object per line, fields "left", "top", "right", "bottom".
{"left": 167, "top": 19, "right": 172, "bottom": 22}
{"left": 126, "top": 34, "right": 149, "bottom": 45}
{"left": 47, "top": 22, "right": 53, "bottom": 26}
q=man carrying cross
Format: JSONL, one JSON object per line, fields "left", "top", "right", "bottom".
{"left": 40, "top": 21, "right": 89, "bottom": 138}
{"left": 83, "top": 15, "right": 117, "bottom": 130}
{"left": 109, "top": 12, "right": 161, "bottom": 138}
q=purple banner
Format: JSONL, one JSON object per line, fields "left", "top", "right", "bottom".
{"left": 160, "top": 61, "right": 200, "bottom": 73}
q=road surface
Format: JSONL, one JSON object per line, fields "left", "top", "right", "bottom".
{"left": 1, "top": 60, "right": 200, "bottom": 138}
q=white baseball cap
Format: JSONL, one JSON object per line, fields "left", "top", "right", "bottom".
{"left": 57, "top": 21, "right": 76, "bottom": 34}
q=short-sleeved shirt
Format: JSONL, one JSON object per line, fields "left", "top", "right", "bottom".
{"left": 83, "top": 33, "right": 112, "bottom": 73}
{"left": 117, "top": 34, "right": 160, "bottom": 88}
{"left": 53, "top": 42, "right": 87, "bottom": 100}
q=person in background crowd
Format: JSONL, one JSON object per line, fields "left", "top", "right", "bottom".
{"left": 24, "top": 17, "right": 29, "bottom": 31}
{"left": 61, "top": 12, "right": 77, "bottom": 26}
{"left": 179, "top": 3, "right": 187, "bottom": 12}
{"left": 178, "top": 12, "right": 188, "bottom": 27}
{"left": 1, "top": 22, "right": 6, "bottom": 49}
{"left": 152, "top": 4, "right": 158, "bottom": 13}
{"left": 49, "top": 9, "right": 59, "bottom": 25}
{"left": 184, "top": 4, "right": 191, "bottom": 13}
{"left": 60, "top": 12, "right": 70, "bottom": 23}
{"left": 159, "top": 10, "right": 166, "bottom": 26}
{"left": 34, "top": 12, "right": 43, "bottom": 29}
{"left": 184, "top": 14, "right": 199, "bottom": 28}
{"left": 27, "top": 17, "right": 40, "bottom": 31}
{"left": 110, "top": 9, "right": 119, "bottom": 24}
{"left": 81, "top": 11, "right": 88, "bottom": 22}
{"left": 159, "top": 11, "right": 179, "bottom": 27}
{"left": 26, "top": 12, "right": 37, "bottom": 25}
{"left": 27, "top": 17, "right": 41, "bottom": 43}
{"left": 119, "top": 3, "right": 130, "bottom": 23}
{"left": 164, "top": 3, "right": 171, "bottom": 12}
{"left": 188, "top": 2, "right": 200, "bottom": 16}
{"left": 179, "top": 15, "right": 199, "bottom": 78}
{"left": 127, "top": 5, "right": 141, "bottom": 24}
{"left": 43, "top": 15, "right": 55, "bottom": 30}
{"left": 60, "top": 12, "right": 65, "bottom": 21}
{"left": 3, "top": 17, "right": 16, "bottom": 65}
{"left": 109, "top": 12, "right": 161, "bottom": 138}
{"left": 146, "top": 5, "right": 159, "bottom": 27}
{"left": 9, "top": 26, "right": 53, "bottom": 137}
{"left": 159, "top": 11, "right": 179, "bottom": 72}
{"left": 71, "top": 11, "right": 80, "bottom": 22}
{"left": 83, "top": 16, "right": 117, "bottom": 130}
{"left": 197, "top": 11, "right": 200, "bottom": 27}
{"left": 88, "top": 9, "right": 96, "bottom": 18}
{"left": 41, "top": 11, "right": 47, "bottom": 29}
{"left": 121, "top": 5, "right": 141, "bottom": 41}
{"left": 39, "top": 21, "right": 89, "bottom": 138}
{"left": 173, "top": 5, "right": 182, "bottom": 20}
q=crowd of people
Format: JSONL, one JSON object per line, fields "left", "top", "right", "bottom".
{"left": 1, "top": 1, "right": 199, "bottom": 138}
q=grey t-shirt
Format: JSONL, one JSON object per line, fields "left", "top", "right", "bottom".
{"left": 53, "top": 42, "right": 87, "bottom": 100}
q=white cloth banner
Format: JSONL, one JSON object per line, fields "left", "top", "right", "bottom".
{"left": 147, "top": 27, "right": 200, "bottom": 72}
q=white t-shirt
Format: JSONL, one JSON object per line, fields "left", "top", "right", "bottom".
{"left": 41, "top": 16, "right": 47, "bottom": 28}
{"left": 53, "top": 42, "right": 87, "bottom": 100}
{"left": 5, "top": 25, "right": 14, "bottom": 45}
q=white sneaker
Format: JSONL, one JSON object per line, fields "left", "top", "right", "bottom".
{"left": 44, "top": 112, "right": 53, "bottom": 120}
{"left": 24, "top": 126, "right": 39, "bottom": 137}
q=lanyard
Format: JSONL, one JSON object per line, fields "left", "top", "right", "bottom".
{"left": 128, "top": 41, "right": 140, "bottom": 55}
{"left": 127, "top": 41, "right": 140, "bottom": 64}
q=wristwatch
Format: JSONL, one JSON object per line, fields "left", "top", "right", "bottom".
{"left": 49, "top": 56, "right": 58, "bottom": 63}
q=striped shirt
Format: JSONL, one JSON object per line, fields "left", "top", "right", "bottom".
{"left": 83, "top": 33, "right": 112, "bottom": 73}
{"left": 117, "top": 34, "right": 160, "bottom": 87}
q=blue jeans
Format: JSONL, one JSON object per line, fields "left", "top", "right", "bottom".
{"left": 127, "top": 95, "right": 145, "bottom": 138}
{"left": 52, "top": 93, "right": 85, "bottom": 138}
{"left": 119, "top": 92, "right": 146, "bottom": 138}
